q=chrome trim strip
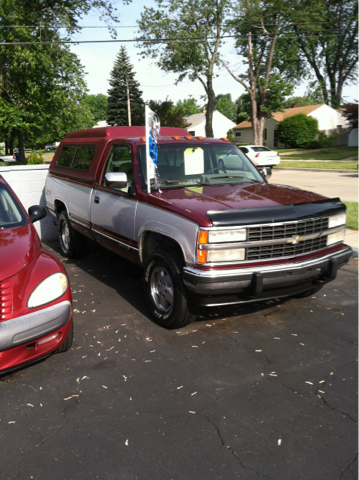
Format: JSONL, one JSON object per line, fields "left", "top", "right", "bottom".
{"left": 184, "top": 246, "right": 352, "bottom": 280}
{"left": 0, "top": 301, "right": 71, "bottom": 352}
{"left": 200, "top": 216, "right": 333, "bottom": 231}
{"left": 92, "top": 228, "right": 139, "bottom": 252}
{"left": 70, "top": 217, "right": 91, "bottom": 229}
{"left": 199, "top": 226, "right": 344, "bottom": 251}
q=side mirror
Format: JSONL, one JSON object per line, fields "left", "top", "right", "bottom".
{"left": 261, "top": 167, "right": 272, "bottom": 180}
{"left": 105, "top": 172, "right": 128, "bottom": 189}
{"left": 28, "top": 205, "right": 47, "bottom": 223}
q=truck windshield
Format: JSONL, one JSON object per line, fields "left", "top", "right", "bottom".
{"left": 0, "top": 183, "right": 28, "bottom": 230}
{"left": 137, "top": 143, "right": 264, "bottom": 190}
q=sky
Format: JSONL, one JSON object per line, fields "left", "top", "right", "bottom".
{"left": 69, "top": 0, "right": 358, "bottom": 106}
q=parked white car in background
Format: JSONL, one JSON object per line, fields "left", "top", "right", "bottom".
{"left": 0, "top": 152, "right": 14, "bottom": 162}
{"left": 239, "top": 145, "right": 280, "bottom": 168}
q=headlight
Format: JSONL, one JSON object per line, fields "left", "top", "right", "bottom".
{"left": 208, "top": 229, "right": 247, "bottom": 243}
{"left": 28, "top": 273, "right": 68, "bottom": 308}
{"left": 207, "top": 248, "right": 245, "bottom": 262}
{"left": 328, "top": 213, "right": 346, "bottom": 229}
{"left": 327, "top": 230, "right": 345, "bottom": 246}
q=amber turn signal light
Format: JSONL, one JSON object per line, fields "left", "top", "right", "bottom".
{"left": 172, "top": 136, "right": 181, "bottom": 140}
{"left": 198, "top": 230, "right": 208, "bottom": 244}
{"left": 197, "top": 250, "right": 207, "bottom": 264}
{"left": 184, "top": 136, "right": 193, "bottom": 139}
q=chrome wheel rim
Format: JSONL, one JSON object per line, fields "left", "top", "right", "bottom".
{"left": 150, "top": 266, "right": 174, "bottom": 313}
{"left": 61, "top": 221, "right": 70, "bottom": 250}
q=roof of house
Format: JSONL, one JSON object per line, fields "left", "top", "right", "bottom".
{"left": 234, "top": 104, "right": 324, "bottom": 129}
{"left": 185, "top": 112, "right": 206, "bottom": 128}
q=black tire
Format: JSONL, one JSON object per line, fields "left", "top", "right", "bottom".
{"left": 58, "top": 211, "right": 86, "bottom": 258}
{"left": 55, "top": 320, "right": 73, "bottom": 354}
{"left": 144, "top": 249, "right": 198, "bottom": 329}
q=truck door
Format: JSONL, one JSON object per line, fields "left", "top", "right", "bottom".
{"left": 91, "top": 143, "right": 139, "bottom": 260}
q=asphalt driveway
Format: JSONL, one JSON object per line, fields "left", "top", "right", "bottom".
{"left": 1, "top": 242, "right": 358, "bottom": 480}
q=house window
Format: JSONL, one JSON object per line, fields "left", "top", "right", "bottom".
{"left": 189, "top": 130, "right": 195, "bottom": 136}
{"left": 263, "top": 128, "right": 267, "bottom": 140}
{"left": 336, "top": 125, "right": 343, "bottom": 130}
{"left": 235, "top": 131, "right": 242, "bottom": 138}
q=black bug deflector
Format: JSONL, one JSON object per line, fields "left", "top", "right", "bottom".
{"left": 207, "top": 198, "right": 346, "bottom": 227}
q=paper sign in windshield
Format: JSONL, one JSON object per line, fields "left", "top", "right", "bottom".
{"left": 184, "top": 148, "right": 204, "bottom": 175}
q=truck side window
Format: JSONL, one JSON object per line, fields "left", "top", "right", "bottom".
{"left": 57, "top": 146, "right": 76, "bottom": 168}
{"left": 102, "top": 144, "right": 133, "bottom": 193}
{"left": 73, "top": 146, "right": 96, "bottom": 171}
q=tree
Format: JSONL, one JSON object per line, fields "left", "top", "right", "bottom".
{"left": 107, "top": 46, "right": 145, "bottom": 126}
{"left": 83, "top": 94, "right": 108, "bottom": 124}
{"left": 223, "top": 0, "right": 300, "bottom": 144}
{"left": 292, "top": 0, "right": 358, "bottom": 108}
{"left": 0, "top": 0, "right": 129, "bottom": 160}
{"left": 341, "top": 103, "right": 358, "bottom": 130}
{"left": 176, "top": 97, "right": 203, "bottom": 115}
{"left": 276, "top": 113, "right": 319, "bottom": 148}
{"left": 214, "top": 94, "right": 236, "bottom": 121}
{"left": 148, "top": 99, "right": 190, "bottom": 128}
{"left": 137, "top": 0, "right": 232, "bottom": 137}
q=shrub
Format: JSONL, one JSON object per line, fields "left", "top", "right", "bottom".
{"left": 307, "top": 132, "right": 339, "bottom": 149}
{"left": 27, "top": 150, "right": 45, "bottom": 165}
{"left": 227, "top": 129, "right": 235, "bottom": 143}
{"left": 277, "top": 113, "right": 319, "bottom": 148}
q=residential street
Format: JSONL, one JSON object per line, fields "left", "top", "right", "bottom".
{"left": 1, "top": 242, "right": 357, "bottom": 480}
{"left": 271, "top": 169, "right": 358, "bottom": 202}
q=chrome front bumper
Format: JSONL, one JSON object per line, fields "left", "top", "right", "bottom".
{"left": 183, "top": 246, "right": 352, "bottom": 306}
{"left": 0, "top": 301, "right": 71, "bottom": 352}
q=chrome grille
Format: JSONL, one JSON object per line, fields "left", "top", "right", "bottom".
{"left": 248, "top": 217, "right": 329, "bottom": 242}
{"left": 247, "top": 236, "right": 328, "bottom": 261}
{"left": 0, "top": 280, "right": 13, "bottom": 322}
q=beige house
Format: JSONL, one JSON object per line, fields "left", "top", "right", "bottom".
{"left": 233, "top": 104, "right": 349, "bottom": 148}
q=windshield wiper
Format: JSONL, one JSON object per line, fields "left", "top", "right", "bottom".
{"left": 161, "top": 179, "right": 203, "bottom": 185}
{"left": 210, "top": 175, "right": 261, "bottom": 183}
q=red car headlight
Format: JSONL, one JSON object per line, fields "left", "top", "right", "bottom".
{"left": 27, "top": 273, "right": 68, "bottom": 308}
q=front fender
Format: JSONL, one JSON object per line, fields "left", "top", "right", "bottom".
{"left": 135, "top": 205, "right": 199, "bottom": 265}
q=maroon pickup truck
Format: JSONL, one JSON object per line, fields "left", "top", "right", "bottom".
{"left": 45, "top": 126, "right": 351, "bottom": 329}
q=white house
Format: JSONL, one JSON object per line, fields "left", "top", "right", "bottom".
{"left": 233, "top": 104, "right": 350, "bottom": 148}
{"left": 185, "top": 110, "right": 236, "bottom": 139}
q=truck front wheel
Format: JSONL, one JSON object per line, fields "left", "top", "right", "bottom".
{"left": 58, "top": 212, "right": 86, "bottom": 258}
{"left": 144, "top": 249, "right": 198, "bottom": 329}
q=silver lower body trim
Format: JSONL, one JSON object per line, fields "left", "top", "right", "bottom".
{"left": 0, "top": 301, "right": 71, "bottom": 352}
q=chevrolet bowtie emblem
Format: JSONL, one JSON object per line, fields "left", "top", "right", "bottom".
{"left": 287, "top": 235, "right": 303, "bottom": 244}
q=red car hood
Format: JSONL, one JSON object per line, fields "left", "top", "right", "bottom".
{"left": 152, "top": 182, "right": 326, "bottom": 226}
{"left": 0, "top": 224, "right": 42, "bottom": 281}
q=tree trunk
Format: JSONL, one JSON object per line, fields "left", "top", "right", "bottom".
{"left": 249, "top": 92, "right": 265, "bottom": 145}
{"left": 18, "top": 131, "right": 25, "bottom": 162}
{"left": 205, "top": 80, "right": 215, "bottom": 138}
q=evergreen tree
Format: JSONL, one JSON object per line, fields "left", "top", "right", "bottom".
{"left": 107, "top": 47, "right": 145, "bottom": 126}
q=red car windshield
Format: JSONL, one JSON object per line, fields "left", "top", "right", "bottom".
{"left": 137, "top": 142, "right": 263, "bottom": 190}
{"left": 0, "top": 183, "right": 28, "bottom": 230}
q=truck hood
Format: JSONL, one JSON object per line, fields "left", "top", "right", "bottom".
{"left": 0, "top": 224, "right": 41, "bottom": 281}
{"left": 153, "top": 182, "right": 326, "bottom": 226}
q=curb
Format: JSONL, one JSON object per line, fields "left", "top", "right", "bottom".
{"left": 276, "top": 168, "right": 358, "bottom": 174}
{"left": 351, "top": 247, "right": 358, "bottom": 258}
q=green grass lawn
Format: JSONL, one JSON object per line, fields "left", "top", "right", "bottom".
{"left": 281, "top": 147, "right": 358, "bottom": 161}
{"left": 279, "top": 161, "right": 358, "bottom": 170}
{"left": 344, "top": 202, "right": 358, "bottom": 230}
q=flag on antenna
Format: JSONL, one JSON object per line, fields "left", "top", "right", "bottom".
{"left": 145, "top": 105, "right": 161, "bottom": 193}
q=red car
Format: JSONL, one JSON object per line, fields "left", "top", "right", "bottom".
{"left": 0, "top": 175, "right": 73, "bottom": 373}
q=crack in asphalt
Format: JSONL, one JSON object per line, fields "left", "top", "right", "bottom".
{"left": 200, "top": 413, "right": 271, "bottom": 479}
{"left": 340, "top": 452, "right": 358, "bottom": 479}
{"left": 299, "top": 318, "right": 357, "bottom": 346}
